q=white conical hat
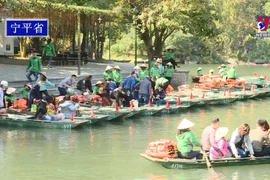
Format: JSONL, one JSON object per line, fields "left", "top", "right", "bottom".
{"left": 133, "top": 65, "right": 141, "bottom": 70}
{"left": 95, "top": 81, "right": 103, "bottom": 85}
{"left": 6, "top": 87, "right": 16, "bottom": 94}
{"left": 105, "top": 65, "right": 113, "bottom": 71}
{"left": 177, "top": 118, "right": 195, "bottom": 130}
{"left": 166, "top": 62, "right": 173, "bottom": 66}
{"left": 114, "top": 65, "right": 121, "bottom": 70}
{"left": 198, "top": 67, "right": 202, "bottom": 70}
{"left": 218, "top": 66, "right": 221, "bottom": 69}
{"left": 209, "top": 69, "right": 214, "bottom": 73}
{"left": 259, "top": 75, "right": 265, "bottom": 79}
{"left": 140, "top": 64, "right": 147, "bottom": 68}
{"left": 215, "top": 127, "right": 229, "bottom": 139}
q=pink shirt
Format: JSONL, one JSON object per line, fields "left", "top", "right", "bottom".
{"left": 210, "top": 137, "right": 228, "bottom": 159}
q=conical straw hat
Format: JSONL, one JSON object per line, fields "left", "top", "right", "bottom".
{"left": 114, "top": 66, "right": 121, "bottom": 70}
{"left": 6, "top": 87, "right": 16, "bottom": 94}
{"left": 140, "top": 64, "right": 147, "bottom": 68}
{"left": 133, "top": 65, "right": 141, "bottom": 70}
{"left": 198, "top": 67, "right": 202, "bottom": 70}
{"left": 215, "top": 127, "right": 229, "bottom": 139}
{"left": 177, "top": 118, "right": 195, "bottom": 130}
{"left": 105, "top": 65, "right": 113, "bottom": 71}
{"left": 95, "top": 81, "right": 103, "bottom": 85}
{"left": 166, "top": 62, "right": 173, "bottom": 66}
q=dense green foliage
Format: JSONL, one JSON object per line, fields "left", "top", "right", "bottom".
{"left": 1, "top": 0, "right": 270, "bottom": 63}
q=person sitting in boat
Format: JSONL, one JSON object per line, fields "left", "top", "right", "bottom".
{"left": 34, "top": 96, "right": 48, "bottom": 120}
{"left": 257, "top": 75, "right": 268, "bottom": 88}
{"left": 227, "top": 66, "right": 236, "bottom": 80}
{"left": 59, "top": 94, "right": 80, "bottom": 119}
{"left": 0, "top": 81, "right": 8, "bottom": 114}
{"left": 164, "top": 62, "right": 174, "bottom": 84}
{"left": 18, "top": 84, "right": 31, "bottom": 100}
{"left": 4, "top": 88, "right": 17, "bottom": 108}
{"left": 93, "top": 81, "right": 103, "bottom": 95}
{"left": 112, "top": 66, "right": 122, "bottom": 87}
{"left": 201, "top": 118, "right": 222, "bottom": 155}
{"left": 76, "top": 75, "right": 93, "bottom": 94}
{"left": 155, "top": 76, "right": 169, "bottom": 91}
{"left": 217, "top": 66, "right": 222, "bottom": 74}
{"left": 250, "top": 119, "right": 270, "bottom": 157}
{"left": 219, "top": 64, "right": 228, "bottom": 77}
{"left": 229, "top": 123, "right": 255, "bottom": 159}
{"left": 134, "top": 76, "right": 152, "bottom": 105}
{"left": 150, "top": 62, "right": 161, "bottom": 78}
{"left": 176, "top": 118, "right": 202, "bottom": 159}
{"left": 208, "top": 69, "right": 214, "bottom": 77}
{"left": 209, "top": 127, "right": 230, "bottom": 160}
{"left": 103, "top": 65, "right": 113, "bottom": 81}
{"left": 197, "top": 67, "right": 203, "bottom": 76}
{"left": 36, "top": 72, "right": 55, "bottom": 98}
{"left": 152, "top": 85, "right": 166, "bottom": 105}
{"left": 138, "top": 64, "right": 148, "bottom": 81}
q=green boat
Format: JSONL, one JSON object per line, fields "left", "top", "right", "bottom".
{"left": 140, "top": 153, "right": 270, "bottom": 169}
{"left": 206, "top": 97, "right": 237, "bottom": 105}
{"left": 177, "top": 98, "right": 200, "bottom": 107}
{"left": 138, "top": 106, "right": 166, "bottom": 116}
{"left": 159, "top": 106, "right": 181, "bottom": 114}
{"left": 74, "top": 114, "right": 109, "bottom": 124}
{"left": 0, "top": 114, "right": 89, "bottom": 129}
{"left": 231, "top": 92, "right": 253, "bottom": 100}
{"left": 80, "top": 109, "right": 127, "bottom": 121}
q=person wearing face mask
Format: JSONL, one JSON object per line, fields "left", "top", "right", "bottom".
{"left": 26, "top": 49, "right": 42, "bottom": 82}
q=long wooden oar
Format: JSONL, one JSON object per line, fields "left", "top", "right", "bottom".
{"left": 201, "top": 148, "right": 212, "bottom": 169}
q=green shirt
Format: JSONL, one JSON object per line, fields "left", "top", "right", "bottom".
{"left": 4, "top": 94, "right": 17, "bottom": 102}
{"left": 155, "top": 77, "right": 169, "bottom": 89}
{"left": 165, "top": 51, "right": 175, "bottom": 60}
{"left": 165, "top": 67, "right": 174, "bottom": 77}
{"left": 112, "top": 70, "right": 122, "bottom": 83}
{"left": 176, "top": 131, "right": 200, "bottom": 153}
{"left": 150, "top": 67, "right": 161, "bottom": 78}
{"left": 138, "top": 69, "right": 149, "bottom": 81}
{"left": 93, "top": 86, "right": 100, "bottom": 95}
{"left": 43, "top": 43, "right": 56, "bottom": 56}
{"left": 227, "top": 68, "right": 236, "bottom": 79}
{"left": 26, "top": 56, "right": 42, "bottom": 73}
{"left": 220, "top": 68, "right": 228, "bottom": 77}
{"left": 258, "top": 79, "right": 267, "bottom": 86}
{"left": 18, "top": 88, "right": 29, "bottom": 99}
{"left": 103, "top": 71, "right": 112, "bottom": 81}
{"left": 197, "top": 70, "right": 203, "bottom": 76}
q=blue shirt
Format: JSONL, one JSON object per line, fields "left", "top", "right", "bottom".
{"left": 121, "top": 75, "right": 136, "bottom": 91}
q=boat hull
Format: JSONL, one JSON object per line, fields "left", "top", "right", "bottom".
{"left": 74, "top": 115, "right": 109, "bottom": 124}
{"left": 140, "top": 154, "right": 270, "bottom": 169}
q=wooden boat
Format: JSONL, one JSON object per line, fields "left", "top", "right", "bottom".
{"left": 206, "top": 97, "right": 237, "bottom": 105}
{"left": 138, "top": 106, "right": 166, "bottom": 116}
{"left": 160, "top": 106, "right": 180, "bottom": 114}
{"left": 74, "top": 114, "right": 109, "bottom": 124}
{"left": 140, "top": 153, "right": 270, "bottom": 169}
{"left": 0, "top": 114, "right": 88, "bottom": 129}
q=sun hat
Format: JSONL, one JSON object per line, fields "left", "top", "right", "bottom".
{"left": 40, "top": 72, "right": 47, "bottom": 78}
{"left": 198, "top": 67, "right": 202, "bottom": 71}
{"left": 221, "top": 64, "right": 226, "bottom": 67}
{"left": 259, "top": 75, "right": 265, "bottom": 79}
{"left": 0, "top": 80, "right": 8, "bottom": 87}
{"left": 105, "top": 65, "right": 113, "bottom": 71}
{"left": 95, "top": 81, "right": 103, "bottom": 85}
{"left": 209, "top": 69, "right": 214, "bottom": 73}
{"left": 6, "top": 87, "right": 16, "bottom": 95}
{"left": 215, "top": 127, "right": 229, "bottom": 139}
{"left": 133, "top": 65, "right": 141, "bottom": 70}
{"left": 140, "top": 64, "right": 147, "bottom": 68}
{"left": 114, "top": 66, "right": 121, "bottom": 70}
{"left": 218, "top": 66, "right": 221, "bottom": 69}
{"left": 177, "top": 118, "right": 195, "bottom": 130}
{"left": 166, "top": 62, "right": 173, "bottom": 66}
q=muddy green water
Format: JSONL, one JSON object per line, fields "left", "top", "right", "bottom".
{"left": 1, "top": 65, "right": 270, "bottom": 180}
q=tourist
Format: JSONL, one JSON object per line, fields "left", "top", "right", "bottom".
{"left": 0, "top": 81, "right": 8, "bottom": 113}
{"left": 4, "top": 88, "right": 17, "bottom": 108}
{"left": 121, "top": 71, "right": 137, "bottom": 97}
{"left": 165, "top": 48, "right": 177, "bottom": 69}
{"left": 156, "top": 58, "right": 164, "bottom": 75}
{"left": 227, "top": 66, "right": 236, "bottom": 80}
{"left": 93, "top": 81, "right": 104, "bottom": 95}
{"left": 229, "top": 123, "right": 255, "bottom": 159}
{"left": 103, "top": 65, "right": 113, "bottom": 81}
{"left": 197, "top": 67, "right": 203, "bottom": 76}
{"left": 27, "top": 84, "right": 42, "bottom": 111}
{"left": 26, "top": 49, "right": 42, "bottom": 82}
{"left": 112, "top": 66, "right": 122, "bottom": 87}
{"left": 110, "top": 87, "right": 130, "bottom": 107}
{"left": 150, "top": 62, "right": 161, "bottom": 78}
{"left": 18, "top": 84, "right": 31, "bottom": 99}
{"left": 76, "top": 75, "right": 93, "bottom": 94}
{"left": 201, "top": 118, "right": 223, "bottom": 155}
{"left": 58, "top": 74, "right": 77, "bottom": 96}
{"left": 257, "top": 75, "right": 268, "bottom": 88}
{"left": 250, "top": 119, "right": 270, "bottom": 157}
{"left": 138, "top": 64, "right": 148, "bottom": 81}
{"left": 42, "top": 38, "right": 56, "bottom": 69}
{"left": 133, "top": 65, "right": 141, "bottom": 76}
{"left": 134, "top": 76, "right": 152, "bottom": 105}
{"left": 34, "top": 96, "right": 49, "bottom": 120}
{"left": 209, "top": 127, "right": 230, "bottom": 160}
{"left": 59, "top": 95, "right": 80, "bottom": 118}
{"left": 208, "top": 69, "right": 214, "bottom": 77}
{"left": 176, "top": 118, "right": 202, "bottom": 159}
{"left": 155, "top": 75, "right": 169, "bottom": 90}
{"left": 36, "top": 72, "right": 55, "bottom": 98}
{"left": 152, "top": 85, "right": 166, "bottom": 105}
{"left": 164, "top": 62, "right": 174, "bottom": 83}
{"left": 105, "top": 78, "right": 117, "bottom": 95}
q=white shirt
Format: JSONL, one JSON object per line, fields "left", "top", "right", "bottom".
{"left": 230, "top": 128, "right": 254, "bottom": 155}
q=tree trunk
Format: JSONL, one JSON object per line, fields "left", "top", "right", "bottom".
{"left": 72, "top": 30, "right": 76, "bottom": 54}
{"left": 19, "top": 37, "right": 27, "bottom": 58}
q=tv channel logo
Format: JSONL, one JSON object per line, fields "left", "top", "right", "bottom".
{"left": 256, "top": 16, "right": 270, "bottom": 38}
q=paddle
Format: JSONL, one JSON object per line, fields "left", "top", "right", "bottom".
{"left": 201, "top": 148, "right": 212, "bottom": 169}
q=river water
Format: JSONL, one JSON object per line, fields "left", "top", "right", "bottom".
{"left": 1, "top": 65, "right": 270, "bottom": 180}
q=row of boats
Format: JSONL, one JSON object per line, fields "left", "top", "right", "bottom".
{"left": 1, "top": 86, "right": 270, "bottom": 129}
